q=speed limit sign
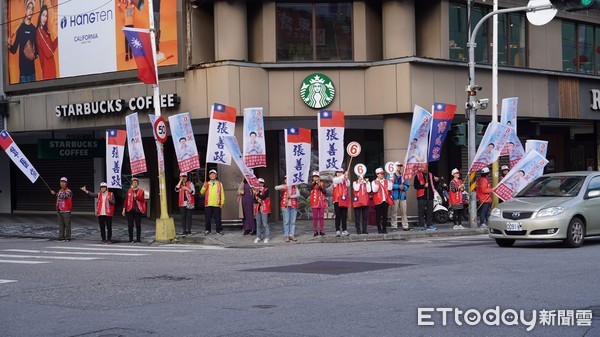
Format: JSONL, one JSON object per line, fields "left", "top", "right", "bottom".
{"left": 354, "top": 163, "right": 367, "bottom": 177}
{"left": 385, "top": 161, "right": 395, "bottom": 174}
{"left": 153, "top": 117, "right": 168, "bottom": 143}
{"left": 346, "top": 141, "right": 361, "bottom": 157}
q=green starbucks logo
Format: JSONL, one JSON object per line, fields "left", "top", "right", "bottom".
{"left": 300, "top": 73, "right": 335, "bottom": 109}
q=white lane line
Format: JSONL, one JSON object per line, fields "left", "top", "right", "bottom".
{"left": 0, "top": 260, "right": 49, "bottom": 264}
{"left": 83, "top": 244, "right": 226, "bottom": 250}
{"left": 0, "top": 279, "right": 18, "bottom": 284}
{"left": 45, "top": 246, "right": 192, "bottom": 253}
{"left": 0, "top": 254, "right": 100, "bottom": 261}
{"left": 4, "top": 249, "right": 147, "bottom": 256}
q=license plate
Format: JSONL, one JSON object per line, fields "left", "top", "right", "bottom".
{"left": 506, "top": 222, "right": 522, "bottom": 231}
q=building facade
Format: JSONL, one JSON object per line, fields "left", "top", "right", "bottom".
{"left": 2, "top": 0, "right": 600, "bottom": 219}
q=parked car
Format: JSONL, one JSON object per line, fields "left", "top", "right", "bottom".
{"left": 488, "top": 171, "right": 600, "bottom": 248}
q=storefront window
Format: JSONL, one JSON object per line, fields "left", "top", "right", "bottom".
{"left": 449, "top": 3, "right": 527, "bottom": 67}
{"left": 562, "top": 21, "right": 599, "bottom": 74}
{"left": 276, "top": 3, "right": 352, "bottom": 61}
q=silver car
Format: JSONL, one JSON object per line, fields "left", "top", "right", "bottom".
{"left": 488, "top": 171, "right": 600, "bottom": 248}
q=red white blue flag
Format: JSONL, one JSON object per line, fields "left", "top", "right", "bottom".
{"left": 0, "top": 130, "right": 39, "bottom": 183}
{"left": 207, "top": 103, "right": 237, "bottom": 165}
{"left": 428, "top": 103, "right": 456, "bottom": 162}
{"left": 285, "top": 127, "right": 311, "bottom": 186}
{"left": 106, "top": 129, "right": 127, "bottom": 188}
{"left": 318, "top": 110, "right": 345, "bottom": 172}
{"left": 123, "top": 27, "right": 158, "bottom": 85}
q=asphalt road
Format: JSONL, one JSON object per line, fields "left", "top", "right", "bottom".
{"left": 1, "top": 235, "right": 599, "bottom": 337}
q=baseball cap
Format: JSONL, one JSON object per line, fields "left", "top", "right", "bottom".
{"left": 481, "top": 167, "right": 490, "bottom": 174}
{"left": 451, "top": 168, "right": 460, "bottom": 175}
{"left": 312, "top": 171, "right": 320, "bottom": 177}
{"left": 132, "top": 177, "right": 139, "bottom": 182}
{"left": 100, "top": 182, "right": 108, "bottom": 187}
{"left": 375, "top": 168, "right": 385, "bottom": 175}
{"left": 209, "top": 169, "right": 217, "bottom": 175}
{"left": 180, "top": 172, "right": 188, "bottom": 177}
{"left": 60, "top": 177, "right": 68, "bottom": 182}
{"left": 258, "top": 178, "right": 265, "bottom": 183}
{"left": 501, "top": 165, "right": 509, "bottom": 171}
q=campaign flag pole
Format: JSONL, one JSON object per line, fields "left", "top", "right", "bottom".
{"left": 147, "top": 0, "right": 175, "bottom": 241}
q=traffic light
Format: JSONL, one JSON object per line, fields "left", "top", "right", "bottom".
{"left": 476, "top": 123, "right": 485, "bottom": 146}
{"left": 452, "top": 123, "right": 467, "bottom": 147}
{"left": 551, "top": 0, "right": 600, "bottom": 11}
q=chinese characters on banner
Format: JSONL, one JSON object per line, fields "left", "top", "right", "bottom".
{"left": 428, "top": 103, "right": 457, "bottom": 162}
{"left": 0, "top": 130, "right": 39, "bottom": 183}
{"left": 285, "top": 127, "right": 312, "bottom": 186}
{"left": 148, "top": 114, "right": 165, "bottom": 174}
{"left": 207, "top": 103, "right": 237, "bottom": 166}
{"left": 318, "top": 110, "right": 345, "bottom": 172}
{"left": 403, "top": 105, "right": 432, "bottom": 180}
{"left": 106, "top": 129, "right": 127, "bottom": 188}
{"left": 494, "top": 150, "right": 549, "bottom": 201}
{"left": 469, "top": 122, "right": 512, "bottom": 173}
{"left": 169, "top": 112, "right": 200, "bottom": 173}
{"left": 500, "top": 97, "right": 519, "bottom": 156}
{"left": 125, "top": 113, "right": 147, "bottom": 175}
{"left": 243, "top": 107, "right": 266, "bottom": 168}
{"left": 222, "top": 136, "right": 261, "bottom": 188}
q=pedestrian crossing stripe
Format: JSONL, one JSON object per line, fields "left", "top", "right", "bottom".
{"left": 0, "top": 260, "right": 48, "bottom": 264}
{"left": 0, "top": 254, "right": 100, "bottom": 261}
{"left": 45, "top": 246, "right": 194, "bottom": 253}
{"left": 3, "top": 249, "right": 147, "bottom": 256}
{"left": 0, "top": 279, "right": 18, "bottom": 284}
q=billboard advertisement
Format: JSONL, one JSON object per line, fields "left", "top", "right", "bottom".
{"left": 7, "top": 0, "right": 178, "bottom": 84}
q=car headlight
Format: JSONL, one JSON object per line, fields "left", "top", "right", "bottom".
{"left": 536, "top": 207, "right": 565, "bottom": 218}
{"left": 491, "top": 208, "right": 501, "bottom": 218}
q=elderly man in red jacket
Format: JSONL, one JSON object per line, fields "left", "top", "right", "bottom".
{"left": 476, "top": 167, "right": 493, "bottom": 228}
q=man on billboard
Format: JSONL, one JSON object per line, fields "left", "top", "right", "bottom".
{"left": 8, "top": 0, "right": 37, "bottom": 83}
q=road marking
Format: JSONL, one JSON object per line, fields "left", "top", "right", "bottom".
{"left": 45, "top": 246, "right": 193, "bottom": 253}
{"left": 0, "top": 260, "right": 48, "bottom": 264}
{"left": 0, "top": 279, "right": 18, "bottom": 284}
{"left": 4, "top": 249, "right": 147, "bottom": 256}
{"left": 82, "top": 244, "right": 227, "bottom": 250}
{"left": 0, "top": 254, "right": 100, "bottom": 261}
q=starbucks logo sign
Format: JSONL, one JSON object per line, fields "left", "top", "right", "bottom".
{"left": 300, "top": 73, "right": 335, "bottom": 109}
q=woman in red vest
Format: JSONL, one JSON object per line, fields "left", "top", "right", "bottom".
{"left": 175, "top": 172, "right": 195, "bottom": 236}
{"left": 275, "top": 176, "right": 299, "bottom": 242}
{"left": 352, "top": 174, "right": 371, "bottom": 234}
{"left": 333, "top": 169, "right": 351, "bottom": 236}
{"left": 310, "top": 171, "right": 327, "bottom": 237}
{"left": 81, "top": 182, "right": 115, "bottom": 244}
{"left": 449, "top": 168, "right": 465, "bottom": 230}
{"left": 122, "top": 177, "right": 146, "bottom": 243}
{"left": 371, "top": 168, "right": 393, "bottom": 234}
{"left": 253, "top": 178, "right": 271, "bottom": 243}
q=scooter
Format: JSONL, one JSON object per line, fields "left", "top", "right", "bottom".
{"left": 433, "top": 187, "right": 449, "bottom": 224}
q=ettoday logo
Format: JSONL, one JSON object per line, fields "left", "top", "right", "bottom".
{"left": 300, "top": 73, "right": 335, "bottom": 109}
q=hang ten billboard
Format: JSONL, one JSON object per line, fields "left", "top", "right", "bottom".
{"left": 7, "top": 0, "right": 178, "bottom": 84}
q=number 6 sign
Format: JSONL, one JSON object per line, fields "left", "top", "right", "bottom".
{"left": 346, "top": 141, "right": 361, "bottom": 157}
{"left": 354, "top": 163, "right": 366, "bottom": 177}
{"left": 385, "top": 161, "right": 395, "bottom": 174}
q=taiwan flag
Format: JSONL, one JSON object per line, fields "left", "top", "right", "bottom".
{"left": 318, "top": 110, "right": 345, "bottom": 172}
{"left": 285, "top": 127, "right": 311, "bottom": 186}
{"left": 106, "top": 129, "right": 127, "bottom": 188}
{"left": 428, "top": 102, "right": 456, "bottom": 162}
{"left": 206, "top": 103, "right": 237, "bottom": 165}
{"left": 123, "top": 28, "right": 157, "bottom": 85}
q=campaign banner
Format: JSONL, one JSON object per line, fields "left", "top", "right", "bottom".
{"left": 125, "top": 113, "right": 147, "bottom": 175}
{"left": 285, "top": 127, "right": 312, "bottom": 186}
{"left": 507, "top": 131, "right": 525, "bottom": 168}
{"left": 223, "top": 136, "right": 260, "bottom": 188}
{"left": 207, "top": 103, "right": 237, "bottom": 165}
{"left": 318, "top": 110, "right": 345, "bottom": 172}
{"left": 169, "top": 112, "right": 200, "bottom": 173}
{"left": 7, "top": 0, "right": 179, "bottom": 84}
{"left": 428, "top": 103, "right": 457, "bottom": 162}
{"left": 106, "top": 129, "right": 127, "bottom": 188}
{"left": 526, "top": 140, "right": 549, "bottom": 177}
{"left": 494, "top": 150, "right": 549, "bottom": 201}
{"left": 403, "top": 105, "right": 432, "bottom": 180}
{"left": 0, "top": 130, "right": 39, "bottom": 183}
{"left": 148, "top": 114, "right": 165, "bottom": 173}
{"left": 500, "top": 97, "right": 519, "bottom": 156}
{"left": 243, "top": 107, "right": 266, "bottom": 168}
{"left": 469, "top": 122, "right": 512, "bottom": 173}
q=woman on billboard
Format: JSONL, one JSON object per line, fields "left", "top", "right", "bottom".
{"left": 36, "top": 4, "right": 58, "bottom": 80}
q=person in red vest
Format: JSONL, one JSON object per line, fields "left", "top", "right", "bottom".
{"left": 50, "top": 177, "right": 73, "bottom": 241}
{"left": 122, "top": 177, "right": 146, "bottom": 243}
{"left": 414, "top": 166, "right": 440, "bottom": 230}
{"left": 476, "top": 167, "right": 493, "bottom": 228}
{"left": 253, "top": 178, "right": 271, "bottom": 243}
{"left": 81, "top": 182, "right": 115, "bottom": 244}
{"left": 371, "top": 168, "right": 393, "bottom": 234}
{"left": 310, "top": 171, "right": 327, "bottom": 237}
{"left": 275, "top": 176, "right": 299, "bottom": 242}
{"left": 332, "top": 169, "right": 351, "bottom": 237}
{"left": 175, "top": 172, "right": 196, "bottom": 236}
{"left": 448, "top": 168, "right": 465, "bottom": 230}
{"left": 352, "top": 173, "right": 371, "bottom": 234}
{"left": 200, "top": 169, "right": 225, "bottom": 235}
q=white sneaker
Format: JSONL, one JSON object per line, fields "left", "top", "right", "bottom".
{"left": 335, "top": 231, "right": 341, "bottom": 237}
{"left": 264, "top": 238, "right": 270, "bottom": 243}
{"left": 458, "top": 225, "right": 466, "bottom": 230}
{"left": 342, "top": 230, "right": 350, "bottom": 236}
{"left": 254, "top": 237, "right": 261, "bottom": 243}
{"left": 453, "top": 225, "right": 460, "bottom": 230}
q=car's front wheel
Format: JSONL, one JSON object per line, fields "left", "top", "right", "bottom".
{"left": 564, "top": 217, "right": 585, "bottom": 248}
{"left": 495, "top": 238, "right": 515, "bottom": 247}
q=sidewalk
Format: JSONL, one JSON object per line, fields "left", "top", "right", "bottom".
{"left": 0, "top": 213, "right": 488, "bottom": 245}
